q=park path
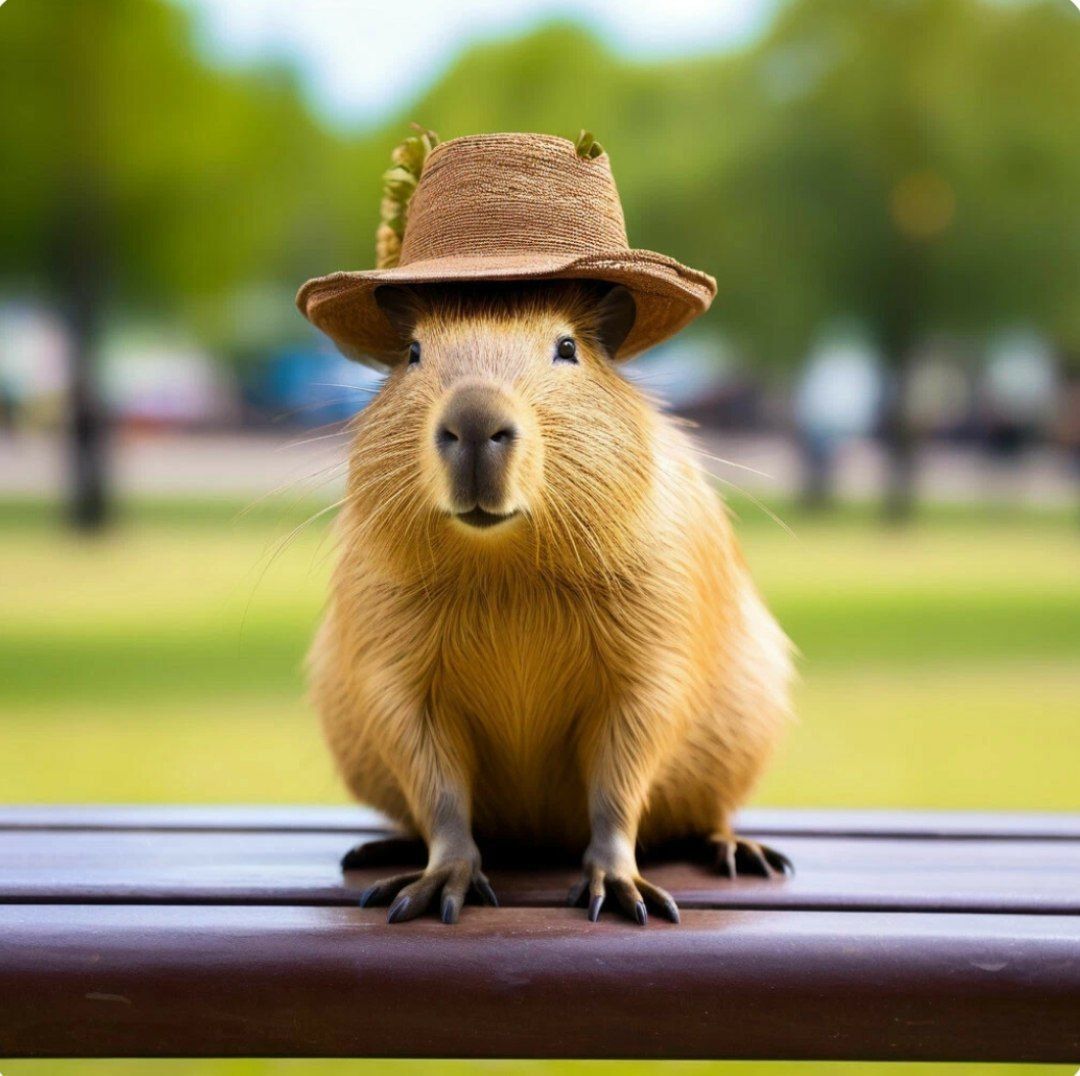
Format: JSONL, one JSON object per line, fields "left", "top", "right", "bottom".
{"left": 0, "top": 428, "right": 1073, "bottom": 507}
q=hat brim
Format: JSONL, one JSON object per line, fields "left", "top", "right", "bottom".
{"left": 296, "top": 249, "right": 716, "bottom": 369}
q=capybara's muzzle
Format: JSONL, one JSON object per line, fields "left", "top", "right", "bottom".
{"left": 435, "top": 381, "right": 519, "bottom": 517}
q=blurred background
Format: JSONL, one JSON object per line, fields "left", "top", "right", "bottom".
{"left": 1, "top": 0, "right": 1078, "bottom": 1074}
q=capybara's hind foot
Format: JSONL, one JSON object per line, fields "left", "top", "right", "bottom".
{"left": 358, "top": 860, "right": 499, "bottom": 924}
{"left": 340, "top": 836, "right": 426, "bottom": 870}
{"left": 711, "top": 835, "right": 793, "bottom": 879}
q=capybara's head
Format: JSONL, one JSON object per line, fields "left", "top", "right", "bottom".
{"left": 343, "top": 281, "right": 658, "bottom": 578}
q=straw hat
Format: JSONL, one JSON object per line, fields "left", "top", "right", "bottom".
{"left": 296, "top": 132, "right": 717, "bottom": 368}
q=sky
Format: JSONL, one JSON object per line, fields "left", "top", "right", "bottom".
{"left": 183, "top": 0, "right": 777, "bottom": 127}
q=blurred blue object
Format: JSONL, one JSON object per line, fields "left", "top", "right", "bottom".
{"left": 244, "top": 344, "right": 384, "bottom": 427}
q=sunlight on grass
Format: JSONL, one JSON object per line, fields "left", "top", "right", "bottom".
{"left": 763, "top": 659, "right": 1080, "bottom": 809}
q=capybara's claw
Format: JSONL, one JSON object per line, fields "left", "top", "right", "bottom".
{"left": 568, "top": 865, "right": 680, "bottom": 925}
{"left": 358, "top": 859, "right": 498, "bottom": 924}
{"left": 712, "top": 836, "right": 794, "bottom": 879}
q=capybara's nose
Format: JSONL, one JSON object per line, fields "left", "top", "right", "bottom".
{"left": 436, "top": 383, "right": 518, "bottom": 510}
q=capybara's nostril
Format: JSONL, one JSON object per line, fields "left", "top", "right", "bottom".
{"left": 490, "top": 425, "right": 517, "bottom": 446}
{"left": 435, "top": 424, "right": 460, "bottom": 458}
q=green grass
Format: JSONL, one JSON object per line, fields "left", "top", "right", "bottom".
{"left": 1, "top": 495, "right": 1077, "bottom": 1074}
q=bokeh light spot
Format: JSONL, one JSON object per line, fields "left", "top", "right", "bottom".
{"left": 889, "top": 169, "right": 956, "bottom": 240}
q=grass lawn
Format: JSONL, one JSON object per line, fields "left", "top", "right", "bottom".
{"left": 1, "top": 495, "right": 1077, "bottom": 1076}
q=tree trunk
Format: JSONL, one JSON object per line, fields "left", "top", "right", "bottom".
{"left": 53, "top": 4, "right": 111, "bottom": 532}
{"left": 876, "top": 226, "right": 921, "bottom": 523}
{"left": 66, "top": 288, "right": 108, "bottom": 531}
{"left": 54, "top": 188, "right": 110, "bottom": 532}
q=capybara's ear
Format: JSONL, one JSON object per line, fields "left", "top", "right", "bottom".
{"left": 594, "top": 285, "right": 637, "bottom": 359}
{"left": 374, "top": 285, "right": 419, "bottom": 342}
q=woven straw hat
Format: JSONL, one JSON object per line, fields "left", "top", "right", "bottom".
{"left": 296, "top": 133, "right": 716, "bottom": 368}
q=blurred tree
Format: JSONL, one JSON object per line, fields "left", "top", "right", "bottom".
{"left": 707, "top": 0, "right": 1080, "bottom": 516}
{"left": 0, "top": 0, "right": 367, "bottom": 528}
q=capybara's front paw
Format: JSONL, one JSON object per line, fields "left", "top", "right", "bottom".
{"left": 359, "top": 858, "right": 499, "bottom": 924}
{"left": 568, "top": 863, "right": 680, "bottom": 925}
{"left": 711, "top": 835, "right": 793, "bottom": 879}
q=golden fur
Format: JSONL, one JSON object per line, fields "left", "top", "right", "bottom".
{"left": 309, "top": 282, "right": 793, "bottom": 916}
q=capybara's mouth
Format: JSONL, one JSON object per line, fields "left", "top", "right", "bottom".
{"left": 454, "top": 507, "right": 519, "bottom": 530}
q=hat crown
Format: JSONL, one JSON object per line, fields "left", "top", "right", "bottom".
{"left": 399, "top": 133, "right": 630, "bottom": 265}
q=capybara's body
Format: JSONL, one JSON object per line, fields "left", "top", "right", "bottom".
{"left": 310, "top": 281, "right": 793, "bottom": 923}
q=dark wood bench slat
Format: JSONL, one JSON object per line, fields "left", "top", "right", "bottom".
{"left": 1, "top": 903, "right": 1076, "bottom": 1062}
{"left": 3, "top": 804, "right": 1080, "bottom": 839}
{"left": 5, "top": 807, "right": 1078, "bottom": 1062}
{"left": 3, "top": 829, "right": 1080, "bottom": 915}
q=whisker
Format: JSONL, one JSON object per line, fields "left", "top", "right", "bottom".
{"left": 240, "top": 493, "right": 355, "bottom": 639}
{"left": 279, "top": 427, "right": 353, "bottom": 451}
{"left": 714, "top": 475, "right": 798, "bottom": 541}
{"left": 693, "top": 448, "right": 775, "bottom": 480}
{"left": 309, "top": 382, "right": 383, "bottom": 393}
{"left": 265, "top": 396, "right": 371, "bottom": 423}
{"left": 233, "top": 459, "right": 349, "bottom": 523}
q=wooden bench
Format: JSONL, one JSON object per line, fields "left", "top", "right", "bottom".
{"left": 2, "top": 805, "right": 1078, "bottom": 1062}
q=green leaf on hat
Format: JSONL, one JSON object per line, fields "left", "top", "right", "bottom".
{"left": 375, "top": 125, "right": 438, "bottom": 269}
{"left": 575, "top": 129, "right": 604, "bottom": 159}
{"left": 376, "top": 124, "right": 440, "bottom": 269}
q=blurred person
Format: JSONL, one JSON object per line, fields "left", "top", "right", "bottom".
{"left": 980, "top": 331, "right": 1058, "bottom": 460}
{"left": 0, "top": 303, "right": 69, "bottom": 432}
{"left": 905, "top": 341, "right": 972, "bottom": 441}
{"left": 793, "top": 334, "right": 882, "bottom": 507}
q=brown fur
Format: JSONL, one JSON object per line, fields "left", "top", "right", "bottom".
{"left": 309, "top": 281, "right": 793, "bottom": 917}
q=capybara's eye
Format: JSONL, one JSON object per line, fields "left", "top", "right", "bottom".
{"left": 408, "top": 341, "right": 421, "bottom": 365}
{"left": 555, "top": 337, "right": 577, "bottom": 363}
